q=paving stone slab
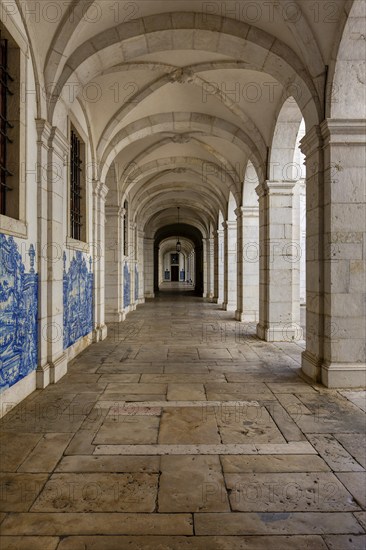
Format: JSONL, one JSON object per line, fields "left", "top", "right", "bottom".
{"left": 335, "top": 472, "right": 366, "bottom": 508}
{"left": 0, "top": 432, "right": 42, "bottom": 472}
{"left": 323, "top": 534, "right": 366, "bottom": 549}
{"left": 224, "top": 472, "right": 360, "bottom": 512}
{"left": 194, "top": 512, "right": 364, "bottom": 535}
{"left": 55, "top": 455, "right": 160, "bottom": 473}
{"left": 56, "top": 535, "right": 329, "bottom": 549}
{"left": 158, "top": 407, "right": 221, "bottom": 445}
{"left": 216, "top": 405, "right": 286, "bottom": 444}
{"left": 94, "top": 443, "right": 315, "bottom": 456}
{"left": 334, "top": 434, "right": 366, "bottom": 468}
{"left": 141, "top": 374, "right": 226, "bottom": 383}
{"left": 0, "top": 537, "right": 59, "bottom": 549}
{"left": 0, "top": 513, "right": 194, "bottom": 535}
{"left": 18, "top": 433, "right": 73, "bottom": 472}
{"left": 94, "top": 416, "right": 160, "bottom": 445}
{"left": 0, "top": 473, "right": 49, "bottom": 512}
{"left": 31, "top": 472, "right": 158, "bottom": 512}
{"left": 159, "top": 455, "right": 230, "bottom": 512}
{"left": 220, "top": 455, "right": 330, "bottom": 473}
{"left": 102, "top": 383, "right": 167, "bottom": 394}
{"left": 307, "top": 435, "right": 365, "bottom": 472}
{"left": 354, "top": 511, "right": 366, "bottom": 531}
{"left": 167, "top": 384, "right": 206, "bottom": 401}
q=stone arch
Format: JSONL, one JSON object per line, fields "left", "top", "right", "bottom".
{"left": 327, "top": 0, "right": 366, "bottom": 119}
{"left": 46, "top": 13, "right": 322, "bottom": 127}
{"left": 269, "top": 97, "right": 304, "bottom": 182}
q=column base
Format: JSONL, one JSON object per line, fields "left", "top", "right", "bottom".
{"left": 105, "top": 312, "right": 124, "bottom": 323}
{"left": 257, "top": 322, "right": 303, "bottom": 342}
{"left": 235, "top": 310, "right": 258, "bottom": 322}
{"left": 93, "top": 324, "right": 108, "bottom": 342}
{"left": 223, "top": 302, "right": 236, "bottom": 312}
{"left": 321, "top": 362, "right": 366, "bottom": 388}
{"left": 36, "top": 363, "right": 51, "bottom": 389}
{"left": 301, "top": 350, "right": 322, "bottom": 383}
{"left": 50, "top": 352, "right": 68, "bottom": 384}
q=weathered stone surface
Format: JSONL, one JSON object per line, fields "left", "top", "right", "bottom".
{"left": 159, "top": 455, "right": 230, "bottom": 512}
{"left": 0, "top": 513, "right": 194, "bottom": 535}
{"left": 323, "top": 535, "right": 366, "bottom": 550}
{"left": 56, "top": 455, "right": 160, "bottom": 473}
{"left": 0, "top": 537, "right": 59, "bottom": 549}
{"left": 158, "top": 407, "right": 221, "bottom": 445}
{"left": 18, "top": 434, "right": 73, "bottom": 472}
{"left": 216, "top": 405, "right": 286, "bottom": 444}
{"left": 220, "top": 455, "right": 329, "bottom": 473}
{"left": 194, "top": 512, "right": 364, "bottom": 535}
{"left": 56, "top": 535, "right": 329, "bottom": 549}
{"left": 31, "top": 473, "right": 158, "bottom": 512}
{"left": 307, "top": 435, "right": 364, "bottom": 472}
{"left": 0, "top": 433, "right": 42, "bottom": 472}
{"left": 335, "top": 473, "right": 366, "bottom": 508}
{"left": 224, "top": 473, "right": 360, "bottom": 512}
{"left": 0, "top": 473, "right": 49, "bottom": 512}
{"left": 167, "top": 384, "right": 206, "bottom": 401}
{"left": 94, "top": 416, "right": 160, "bottom": 445}
{"left": 334, "top": 434, "right": 366, "bottom": 468}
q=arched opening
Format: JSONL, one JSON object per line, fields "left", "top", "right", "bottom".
{"left": 154, "top": 224, "right": 204, "bottom": 297}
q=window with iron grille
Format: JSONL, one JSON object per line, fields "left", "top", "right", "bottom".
{"left": 123, "top": 200, "right": 128, "bottom": 256}
{"left": 0, "top": 31, "right": 14, "bottom": 217}
{"left": 70, "top": 126, "right": 85, "bottom": 241}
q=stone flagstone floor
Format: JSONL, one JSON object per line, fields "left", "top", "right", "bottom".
{"left": 0, "top": 293, "right": 365, "bottom": 549}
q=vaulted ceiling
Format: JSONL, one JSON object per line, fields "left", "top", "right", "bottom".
{"left": 13, "top": 0, "right": 350, "bottom": 235}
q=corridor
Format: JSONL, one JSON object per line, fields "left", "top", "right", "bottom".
{"left": 1, "top": 295, "right": 365, "bottom": 549}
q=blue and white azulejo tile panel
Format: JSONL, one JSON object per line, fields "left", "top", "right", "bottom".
{"left": 63, "top": 251, "right": 93, "bottom": 349}
{"left": 124, "top": 262, "right": 130, "bottom": 308}
{"left": 0, "top": 234, "right": 38, "bottom": 392}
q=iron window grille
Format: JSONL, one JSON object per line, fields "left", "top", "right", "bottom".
{"left": 0, "top": 32, "right": 14, "bottom": 216}
{"left": 70, "top": 129, "right": 83, "bottom": 240}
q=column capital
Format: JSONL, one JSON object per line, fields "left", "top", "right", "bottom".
{"left": 223, "top": 220, "right": 237, "bottom": 229}
{"left": 299, "top": 125, "right": 323, "bottom": 157}
{"left": 35, "top": 119, "right": 52, "bottom": 144}
{"left": 93, "top": 181, "right": 109, "bottom": 201}
{"left": 320, "top": 118, "right": 366, "bottom": 146}
{"left": 256, "top": 180, "right": 296, "bottom": 197}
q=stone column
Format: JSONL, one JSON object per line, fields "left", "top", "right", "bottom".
{"left": 137, "top": 229, "right": 145, "bottom": 303}
{"left": 216, "top": 228, "right": 224, "bottom": 306}
{"left": 299, "top": 180, "right": 306, "bottom": 305}
{"left": 301, "top": 120, "right": 366, "bottom": 387}
{"left": 105, "top": 205, "right": 123, "bottom": 322}
{"left": 129, "top": 222, "right": 137, "bottom": 310}
{"left": 256, "top": 180, "right": 300, "bottom": 341}
{"left": 144, "top": 237, "right": 155, "bottom": 298}
{"left": 37, "top": 124, "right": 69, "bottom": 384}
{"left": 203, "top": 238, "right": 208, "bottom": 298}
{"left": 223, "top": 220, "right": 237, "bottom": 311}
{"left": 92, "top": 180, "right": 108, "bottom": 342}
{"left": 235, "top": 206, "right": 260, "bottom": 322}
{"left": 207, "top": 236, "right": 215, "bottom": 301}
{"left": 35, "top": 120, "right": 52, "bottom": 388}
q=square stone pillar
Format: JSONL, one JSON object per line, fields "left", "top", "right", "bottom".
{"left": 208, "top": 236, "right": 215, "bottom": 301}
{"left": 35, "top": 123, "right": 69, "bottom": 385}
{"left": 137, "top": 229, "right": 145, "bottom": 303}
{"left": 303, "top": 120, "right": 366, "bottom": 387}
{"left": 92, "top": 181, "right": 108, "bottom": 342}
{"left": 256, "top": 180, "right": 301, "bottom": 341}
{"left": 144, "top": 237, "right": 155, "bottom": 298}
{"left": 223, "top": 220, "right": 237, "bottom": 311}
{"left": 235, "top": 206, "right": 260, "bottom": 323}
{"left": 105, "top": 205, "right": 124, "bottom": 322}
{"left": 215, "top": 228, "right": 224, "bottom": 305}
